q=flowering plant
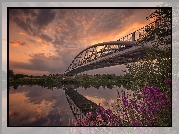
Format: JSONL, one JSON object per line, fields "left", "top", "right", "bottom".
{"left": 74, "top": 79, "right": 171, "bottom": 126}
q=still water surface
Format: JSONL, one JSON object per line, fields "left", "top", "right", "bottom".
{"left": 9, "top": 85, "right": 133, "bottom": 126}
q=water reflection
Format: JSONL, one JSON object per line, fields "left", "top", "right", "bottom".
{"left": 9, "top": 85, "right": 133, "bottom": 126}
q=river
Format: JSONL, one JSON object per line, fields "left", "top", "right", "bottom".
{"left": 9, "top": 85, "right": 133, "bottom": 126}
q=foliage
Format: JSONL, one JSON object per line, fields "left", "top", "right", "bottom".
{"left": 122, "top": 9, "right": 171, "bottom": 92}
{"left": 75, "top": 74, "right": 122, "bottom": 89}
{"left": 9, "top": 71, "right": 123, "bottom": 90}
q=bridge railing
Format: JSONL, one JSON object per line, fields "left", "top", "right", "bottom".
{"left": 117, "top": 17, "right": 171, "bottom": 43}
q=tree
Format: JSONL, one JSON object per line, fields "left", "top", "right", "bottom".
{"left": 9, "top": 70, "right": 14, "bottom": 78}
{"left": 123, "top": 9, "right": 171, "bottom": 92}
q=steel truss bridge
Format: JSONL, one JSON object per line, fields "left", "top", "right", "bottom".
{"left": 65, "top": 15, "right": 171, "bottom": 75}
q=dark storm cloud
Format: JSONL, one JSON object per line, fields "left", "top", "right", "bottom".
{"left": 10, "top": 60, "right": 46, "bottom": 72}
{"left": 55, "top": 9, "right": 67, "bottom": 22}
{"left": 10, "top": 9, "right": 56, "bottom": 36}
{"left": 14, "top": 17, "right": 34, "bottom": 35}
{"left": 9, "top": 9, "right": 37, "bottom": 19}
{"left": 52, "top": 9, "right": 94, "bottom": 47}
{"left": 52, "top": 35, "right": 66, "bottom": 46}
{"left": 35, "top": 9, "right": 56, "bottom": 29}
{"left": 10, "top": 53, "right": 67, "bottom": 74}
{"left": 9, "top": 9, "right": 20, "bottom": 19}
{"left": 40, "top": 34, "right": 53, "bottom": 42}
{"left": 28, "top": 53, "right": 63, "bottom": 72}
{"left": 9, "top": 9, "right": 34, "bottom": 19}
{"left": 20, "top": 9, "right": 37, "bottom": 16}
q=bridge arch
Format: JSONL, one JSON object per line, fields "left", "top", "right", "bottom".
{"left": 65, "top": 17, "right": 171, "bottom": 75}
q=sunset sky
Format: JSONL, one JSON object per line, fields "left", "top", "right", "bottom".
{"left": 9, "top": 8, "right": 156, "bottom": 76}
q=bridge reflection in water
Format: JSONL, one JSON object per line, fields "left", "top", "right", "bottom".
{"left": 63, "top": 86, "right": 133, "bottom": 125}
{"left": 64, "top": 87, "right": 100, "bottom": 122}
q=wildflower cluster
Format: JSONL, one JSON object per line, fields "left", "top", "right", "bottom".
{"left": 74, "top": 78, "right": 171, "bottom": 126}
{"left": 74, "top": 107, "right": 123, "bottom": 126}
{"left": 132, "top": 85, "right": 171, "bottom": 126}
{"left": 118, "top": 78, "right": 171, "bottom": 126}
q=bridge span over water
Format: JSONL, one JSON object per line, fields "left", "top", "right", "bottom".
{"left": 65, "top": 16, "right": 171, "bottom": 75}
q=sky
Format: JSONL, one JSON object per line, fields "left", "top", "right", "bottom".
{"left": 9, "top": 8, "right": 156, "bottom": 76}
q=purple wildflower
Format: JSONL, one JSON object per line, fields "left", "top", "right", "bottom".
{"left": 86, "top": 112, "right": 92, "bottom": 118}
{"left": 90, "top": 121, "right": 94, "bottom": 126}
{"left": 132, "top": 120, "right": 142, "bottom": 126}
{"left": 74, "top": 120, "right": 78, "bottom": 126}
{"left": 166, "top": 78, "right": 171, "bottom": 86}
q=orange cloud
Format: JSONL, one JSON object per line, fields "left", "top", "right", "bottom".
{"left": 9, "top": 90, "right": 57, "bottom": 126}
{"left": 85, "top": 96, "right": 115, "bottom": 110}
{"left": 84, "top": 21, "right": 148, "bottom": 47}
{"left": 37, "top": 38, "right": 43, "bottom": 43}
{"left": 116, "top": 22, "right": 147, "bottom": 40}
{"left": 9, "top": 41, "right": 20, "bottom": 47}
{"left": 36, "top": 108, "right": 42, "bottom": 115}
{"left": 9, "top": 40, "right": 27, "bottom": 47}
{"left": 24, "top": 52, "right": 29, "bottom": 56}
{"left": 18, "top": 32, "right": 27, "bottom": 36}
